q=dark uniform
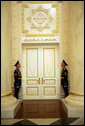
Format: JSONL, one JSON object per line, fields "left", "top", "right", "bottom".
{"left": 61, "top": 60, "right": 69, "bottom": 97}
{"left": 14, "top": 61, "right": 22, "bottom": 99}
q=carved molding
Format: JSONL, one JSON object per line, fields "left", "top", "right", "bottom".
{"left": 22, "top": 1, "right": 59, "bottom": 37}
{"left": 27, "top": 6, "right": 53, "bottom": 32}
{"left": 43, "top": 86, "right": 56, "bottom": 96}
{"left": 26, "top": 87, "right": 39, "bottom": 95}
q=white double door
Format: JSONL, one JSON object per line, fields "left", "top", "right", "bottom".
{"left": 22, "top": 45, "right": 60, "bottom": 99}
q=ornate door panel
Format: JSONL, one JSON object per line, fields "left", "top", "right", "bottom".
{"left": 22, "top": 45, "right": 60, "bottom": 99}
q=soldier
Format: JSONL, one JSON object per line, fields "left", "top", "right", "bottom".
{"left": 61, "top": 60, "right": 69, "bottom": 97}
{"left": 14, "top": 61, "right": 22, "bottom": 99}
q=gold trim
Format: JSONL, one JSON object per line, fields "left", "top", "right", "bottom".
{"left": 26, "top": 48, "right": 38, "bottom": 78}
{"left": 42, "top": 78, "right": 56, "bottom": 85}
{"left": 43, "top": 48, "right": 56, "bottom": 78}
{"left": 70, "top": 90, "right": 84, "bottom": 96}
{"left": 1, "top": 91, "right": 12, "bottom": 97}
{"left": 61, "top": 77, "right": 64, "bottom": 79}
{"left": 53, "top": 48, "right": 55, "bottom": 76}
{"left": 25, "top": 33, "right": 56, "bottom": 37}
{"left": 43, "top": 86, "right": 56, "bottom": 96}
{"left": 26, "top": 87, "right": 39, "bottom": 95}
{"left": 22, "top": 4, "right": 29, "bottom": 8}
{"left": 22, "top": 2, "right": 59, "bottom": 36}
{"left": 26, "top": 1, "right": 56, "bottom": 4}
{"left": 26, "top": 78, "right": 40, "bottom": 85}
{"left": 39, "top": 77, "right": 40, "bottom": 84}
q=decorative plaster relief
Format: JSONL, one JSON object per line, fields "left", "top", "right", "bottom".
{"left": 22, "top": 1, "right": 59, "bottom": 37}
{"left": 21, "top": 36, "right": 60, "bottom": 43}
{"left": 27, "top": 6, "right": 53, "bottom": 32}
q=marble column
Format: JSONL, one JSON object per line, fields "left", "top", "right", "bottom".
{"left": 61, "top": 1, "right": 84, "bottom": 107}
{"left": 59, "top": 1, "right": 70, "bottom": 98}
{"left": 1, "top": 1, "right": 17, "bottom": 108}
{"left": 11, "top": 1, "right": 23, "bottom": 99}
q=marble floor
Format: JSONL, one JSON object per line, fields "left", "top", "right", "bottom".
{"left": 1, "top": 118, "right": 84, "bottom": 125}
{"left": 14, "top": 100, "right": 67, "bottom": 118}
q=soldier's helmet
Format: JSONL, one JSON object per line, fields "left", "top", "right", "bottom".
{"left": 62, "top": 60, "right": 68, "bottom": 66}
{"left": 14, "top": 61, "right": 20, "bottom": 66}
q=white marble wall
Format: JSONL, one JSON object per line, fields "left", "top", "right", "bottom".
{"left": 60, "top": 1, "right": 84, "bottom": 96}
{"left": 59, "top": 2, "right": 70, "bottom": 96}
{"left": 1, "top": 1, "right": 12, "bottom": 94}
{"left": 59, "top": 1, "right": 70, "bottom": 62}
{"left": 68, "top": 1, "right": 84, "bottom": 95}
{"left": 11, "top": 1, "right": 22, "bottom": 89}
{"left": 1, "top": 1, "right": 17, "bottom": 109}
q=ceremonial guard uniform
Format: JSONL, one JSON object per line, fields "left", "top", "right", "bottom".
{"left": 61, "top": 60, "right": 69, "bottom": 97}
{"left": 14, "top": 61, "right": 22, "bottom": 99}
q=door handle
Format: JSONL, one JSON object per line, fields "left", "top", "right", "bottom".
{"left": 42, "top": 78, "right": 43, "bottom": 84}
{"left": 38, "top": 77, "right": 40, "bottom": 84}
